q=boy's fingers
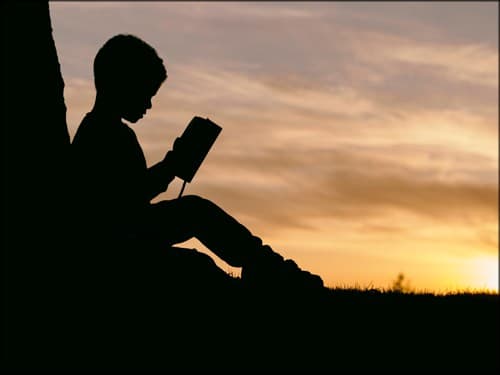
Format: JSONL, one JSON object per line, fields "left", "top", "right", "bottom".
{"left": 173, "top": 137, "right": 182, "bottom": 150}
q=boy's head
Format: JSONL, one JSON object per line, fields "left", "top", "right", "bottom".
{"left": 94, "top": 34, "right": 167, "bottom": 123}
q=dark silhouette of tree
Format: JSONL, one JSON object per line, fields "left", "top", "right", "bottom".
{"left": 2, "top": 1, "right": 70, "bottom": 369}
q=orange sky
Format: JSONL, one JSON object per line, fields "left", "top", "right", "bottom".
{"left": 50, "top": 2, "right": 498, "bottom": 292}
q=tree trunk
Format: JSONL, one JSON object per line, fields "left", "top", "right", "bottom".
{"left": 1, "top": 1, "right": 71, "bottom": 369}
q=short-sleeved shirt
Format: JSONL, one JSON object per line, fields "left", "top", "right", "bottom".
{"left": 71, "top": 111, "right": 169, "bottom": 236}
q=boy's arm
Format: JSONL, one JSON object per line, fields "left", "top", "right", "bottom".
{"left": 144, "top": 138, "right": 185, "bottom": 201}
{"left": 145, "top": 152, "right": 176, "bottom": 201}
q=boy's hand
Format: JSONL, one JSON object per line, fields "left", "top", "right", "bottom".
{"left": 172, "top": 136, "right": 187, "bottom": 156}
{"left": 163, "top": 137, "right": 187, "bottom": 172}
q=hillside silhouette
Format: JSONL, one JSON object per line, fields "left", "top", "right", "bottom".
{"left": 1, "top": 2, "right": 498, "bottom": 374}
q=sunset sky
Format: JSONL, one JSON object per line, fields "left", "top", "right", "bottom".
{"left": 50, "top": 2, "right": 498, "bottom": 293}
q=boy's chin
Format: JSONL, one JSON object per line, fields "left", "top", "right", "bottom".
{"left": 123, "top": 114, "right": 143, "bottom": 123}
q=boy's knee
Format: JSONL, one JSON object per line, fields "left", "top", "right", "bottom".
{"left": 180, "top": 195, "right": 213, "bottom": 211}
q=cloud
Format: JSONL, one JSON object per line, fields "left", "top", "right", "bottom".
{"left": 142, "top": 63, "right": 497, "bottom": 159}
{"left": 348, "top": 31, "right": 498, "bottom": 87}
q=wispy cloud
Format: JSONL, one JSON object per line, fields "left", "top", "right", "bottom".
{"left": 347, "top": 31, "right": 498, "bottom": 87}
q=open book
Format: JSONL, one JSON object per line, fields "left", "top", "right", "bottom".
{"left": 174, "top": 116, "right": 222, "bottom": 183}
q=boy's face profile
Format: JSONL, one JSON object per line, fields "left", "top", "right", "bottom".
{"left": 113, "top": 80, "right": 161, "bottom": 124}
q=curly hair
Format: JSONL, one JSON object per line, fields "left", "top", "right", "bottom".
{"left": 93, "top": 34, "right": 167, "bottom": 94}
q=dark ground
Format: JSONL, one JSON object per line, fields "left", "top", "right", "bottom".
{"left": 150, "top": 286, "right": 499, "bottom": 374}
{"left": 4, "top": 269, "right": 498, "bottom": 374}
{"left": 137, "top": 285, "right": 499, "bottom": 374}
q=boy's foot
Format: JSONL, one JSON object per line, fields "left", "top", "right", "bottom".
{"left": 241, "top": 245, "right": 324, "bottom": 292}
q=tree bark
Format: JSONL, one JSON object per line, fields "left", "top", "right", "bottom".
{"left": 1, "top": 1, "right": 71, "bottom": 369}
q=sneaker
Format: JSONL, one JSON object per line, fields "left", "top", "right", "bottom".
{"left": 241, "top": 246, "right": 324, "bottom": 292}
{"left": 278, "top": 259, "right": 324, "bottom": 290}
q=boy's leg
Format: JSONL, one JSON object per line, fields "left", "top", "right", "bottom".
{"left": 147, "top": 195, "right": 278, "bottom": 267}
{"left": 146, "top": 195, "right": 324, "bottom": 290}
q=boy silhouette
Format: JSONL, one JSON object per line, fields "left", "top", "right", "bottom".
{"left": 71, "top": 34, "right": 323, "bottom": 291}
